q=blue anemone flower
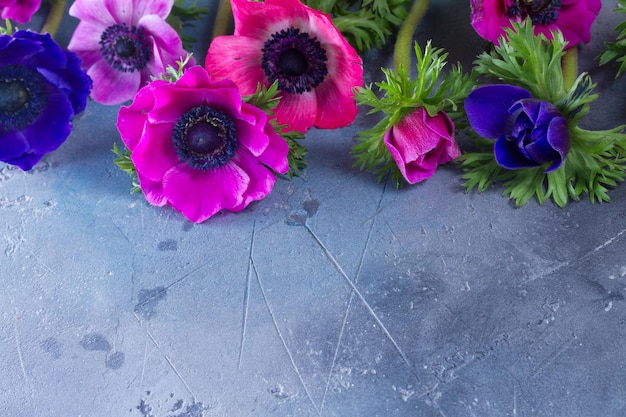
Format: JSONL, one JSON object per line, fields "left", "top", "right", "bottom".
{"left": 465, "top": 84, "right": 570, "bottom": 172}
{"left": 0, "top": 30, "right": 92, "bottom": 170}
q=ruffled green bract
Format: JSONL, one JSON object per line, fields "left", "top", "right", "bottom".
{"left": 460, "top": 20, "right": 626, "bottom": 207}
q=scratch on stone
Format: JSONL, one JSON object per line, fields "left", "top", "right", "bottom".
{"left": 320, "top": 179, "right": 389, "bottom": 413}
{"left": 238, "top": 221, "right": 255, "bottom": 370}
{"left": 593, "top": 228, "right": 626, "bottom": 252}
{"left": 252, "top": 258, "right": 320, "bottom": 416}
{"left": 13, "top": 317, "right": 28, "bottom": 383}
{"left": 133, "top": 312, "right": 196, "bottom": 401}
{"left": 304, "top": 222, "right": 412, "bottom": 370}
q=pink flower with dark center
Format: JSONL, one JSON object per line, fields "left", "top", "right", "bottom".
{"left": 384, "top": 108, "right": 461, "bottom": 184}
{"left": 0, "top": 0, "right": 41, "bottom": 23}
{"left": 116, "top": 66, "right": 289, "bottom": 223}
{"left": 67, "top": 0, "right": 193, "bottom": 105}
{"left": 470, "top": 0, "right": 602, "bottom": 47}
{"left": 205, "top": 0, "right": 363, "bottom": 132}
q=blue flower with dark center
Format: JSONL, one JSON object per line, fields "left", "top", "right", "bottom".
{"left": 0, "top": 30, "right": 92, "bottom": 171}
{"left": 465, "top": 84, "right": 570, "bottom": 172}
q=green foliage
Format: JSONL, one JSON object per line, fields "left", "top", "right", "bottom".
{"left": 112, "top": 143, "right": 141, "bottom": 193}
{"left": 302, "top": 0, "right": 410, "bottom": 53}
{"left": 167, "top": 0, "right": 208, "bottom": 49}
{"left": 152, "top": 54, "right": 194, "bottom": 82}
{"left": 0, "top": 19, "right": 14, "bottom": 35}
{"left": 353, "top": 41, "right": 475, "bottom": 185}
{"left": 461, "top": 20, "right": 626, "bottom": 207}
{"left": 599, "top": 0, "right": 626, "bottom": 78}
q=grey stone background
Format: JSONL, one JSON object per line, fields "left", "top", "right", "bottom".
{"left": 1, "top": 1, "right": 626, "bottom": 416}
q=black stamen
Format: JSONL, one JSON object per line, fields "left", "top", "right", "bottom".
{"left": 261, "top": 27, "right": 328, "bottom": 94}
{"left": 172, "top": 106, "right": 238, "bottom": 170}
{"left": 0, "top": 65, "right": 45, "bottom": 131}
{"left": 99, "top": 23, "right": 150, "bottom": 73}
{"left": 507, "top": 0, "right": 561, "bottom": 24}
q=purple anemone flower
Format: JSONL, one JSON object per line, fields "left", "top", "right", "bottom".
{"left": 0, "top": 0, "right": 41, "bottom": 23}
{"left": 116, "top": 66, "right": 289, "bottom": 223}
{"left": 470, "top": 0, "right": 601, "bottom": 48}
{"left": 465, "top": 84, "right": 570, "bottom": 172}
{"left": 67, "top": 0, "right": 193, "bottom": 105}
{"left": 0, "top": 30, "right": 92, "bottom": 170}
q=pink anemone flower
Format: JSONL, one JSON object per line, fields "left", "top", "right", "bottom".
{"left": 205, "top": 0, "right": 363, "bottom": 133}
{"left": 67, "top": 0, "right": 194, "bottom": 105}
{"left": 384, "top": 108, "right": 461, "bottom": 184}
{"left": 116, "top": 66, "right": 289, "bottom": 223}
{"left": 0, "top": 0, "right": 41, "bottom": 23}
{"left": 470, "top": 0, "right": 602, "bottom": 48}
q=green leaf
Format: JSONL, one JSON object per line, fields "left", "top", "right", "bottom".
{"left": 599, "top": 0, "right": 626, "bottom": 78}
{"left": 112, "top": 143, "right": 141, "bottom": 193}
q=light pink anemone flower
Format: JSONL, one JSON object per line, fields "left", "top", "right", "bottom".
{"left": 205, "top": 0, "right": 363, "bottom": 133}
{"left": 470, "top": 0, "right": 602, "bottom": 48}
{"left": 384, "top": 108, "right": 461, "bottom": 184}
{"left": 67, "top": 0, "right": 193, "bottom": 105}
{"left": 0, "top": 0, "right": 41, "bottom": 23}
{"left": 116, "top": 66, "right": 289, "bottom": 223}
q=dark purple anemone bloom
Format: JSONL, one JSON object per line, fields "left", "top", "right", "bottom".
{"left": 465, "top": 84, "right": 570, "bottom": 172}
{"left": 0, "top": 30, "right": 92, "bottom": 170}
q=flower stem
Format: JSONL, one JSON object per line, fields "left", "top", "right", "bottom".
{"left": 562, "top": 46, "right": 578, "bottom": 91}
{"left": 41, "top": 0, "right": 67, "bottom": 38}
{"left": 211, "top": 0, "right": 232, "bottom": 40}
{"left": 393, "top": 0, "right": 430, "bottom": 71}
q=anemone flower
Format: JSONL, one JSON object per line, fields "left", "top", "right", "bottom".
{"left": 385, "top": 108, "right": 461, "bottom": 184}
{"left": 465, "top": 84, "right": 570, "bottom": 172}
{"left": 0, "top": 30, "right": 91, "bottom": 170}
{"left": 116, "top": 66, "right": 289, "bottom": 223}
{"left": 0, "top": 0, "right": 41, "bottom": 23}
{"left": 470, "top": 0, "right": 602, "bottom": 47}
{"left": 67, "top": 0, "right": 193, "bottom": 105}
{"left": 205, "top": 0, "right": 363, "bottom": 132}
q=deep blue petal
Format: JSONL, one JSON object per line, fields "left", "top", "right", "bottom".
{"left": 23, "top": 84, "right": 74, "bottom": 155}
{"left": 494, "top": 135, "right": 541, "bottom": 170}
{"left": 545, "top": 115, "right": 570, "bottom": 172}
{"left": 0, "top": 130, "right": 30, "bottom": 161}
{"left": 4, "top": 152, "right": 44, "bottom": 171}
{"left": 0, "top": 35, "right": 44, "bottom": 65}
{"left": 465, "top": 84, "right": 533, "bottom": 140}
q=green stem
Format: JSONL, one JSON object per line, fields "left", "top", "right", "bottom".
{"left": 211, "top": 0, "right": 232, "bottom": 40}
{"left": 562, "top": 46, "right": 578, "bottom": 91}
{"left": 393, "top": 0, "right": 430, "bottom": 71}
{"left": 41, "top": 0, "right": 67, "bottom": 38}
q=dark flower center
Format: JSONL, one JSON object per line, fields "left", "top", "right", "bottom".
{"left": 172, "top": 106, "right": 238, "bottom": 170}
{"left": 0, "top": 65, "right": 45, "bottom": 132}
{"left": 261, "top": 27, "right": 328, "bottom": 94}
{"left": 507, "top": 0, "right": 561, "bottom": 25}
{"left": 99, "top": 23, "right": 151, "bottom": 73}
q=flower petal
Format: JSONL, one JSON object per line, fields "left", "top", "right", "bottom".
{"left": 205, "top": 35, "right": 266, "bottom": 95}
{"left": 162, "top": 162, "right": 249, "bottom": 223}
{"left": 68, "top": 0, "right": 116, "bottom": 27}
{"left": 494, "top": 135, "right": 541, "bottom": 170}
{"left": 87, "top": 59, "right": 141, "bottom": 105}
{"left": 132, "top": 122, "right": 179, "bottom": 182}
{"left": 275, "top": 91, "right": 317, "bottom": 133}
{"left": 228, "top": 150, "right": 277, "bottom": 212}
{"left": 466, "top": 84, "right": 533, "bottom": 140}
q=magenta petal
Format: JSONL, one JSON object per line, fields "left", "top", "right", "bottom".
{"left": 205, "top": 36, "right": 266, "bottom": 95}
{"left": 162, "top": 163, "right": 249, "bottom": 223}
{"left": 132, "top": 123, "right": 179, "bottom": 182}
{"left": 68, "top": 0, "right": 115, "bottom": 27}
{"left": 116, "top": 86, "right": 157, "bottom": 150}
{"left": 228, "top": 150, "right": 277, "bottom": 212}
{"left": 230, "top": 0, "right": 310, "bottom": 39}
{"left": 257, "top": 123, "right": 290, "bottom": 175}
{"left": 313, "top": 79, "right": 359, "bottom": 130}
{"left": 137, "top": 173, "right": 168, "bottom": 207}
{"left": 275, "top": 92, "right": 317, "bottom": 133}
{"left": 0, "top": 0, "right": 42, "bottom": 23}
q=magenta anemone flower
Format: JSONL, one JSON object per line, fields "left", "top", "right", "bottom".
{"left": 67, "top": 0, "right": 194, "bottom": 105}
{"left": 384, "top": 108, "right": 461, "bottom": 184}
{"left": 0, "top": 0, "right": 41, "bottom": 23}
{"left": 205, "top": 0, "right": 363, "bottom": 133}
{"left": 470, "top": 0, "right": 602, "bottom": 48}
{"left": 116, "top": 66, "right": 289, "bottom": 223}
